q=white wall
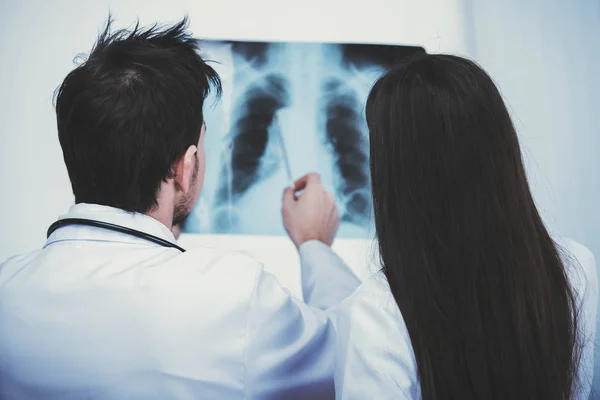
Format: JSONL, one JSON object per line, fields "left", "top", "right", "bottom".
{"left": 1, "top": 0, "right": 598, "bottom": 392}
{"left": 464, "top": 0, "right": 600, "bottom": 257}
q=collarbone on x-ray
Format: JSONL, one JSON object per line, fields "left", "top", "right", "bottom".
{"left": 184, "top": 40, "right": 425, "bottom": 238}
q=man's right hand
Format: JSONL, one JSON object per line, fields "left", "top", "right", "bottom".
{"left": 282, "top": 172, "right": 340, "bottom": 248}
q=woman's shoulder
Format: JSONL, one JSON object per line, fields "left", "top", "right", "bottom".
{"left": 554, "top": 237, "right": 597, "bottom": 304}
{"left": 336, "top": 270, "right": 405, "bottom": 332}
{"left": 342, "top": 269, "right": 394, "bottom": 305}
{"left": 334, "top": 270, "right": 420, "bottom": 399}
{"left": 557, "top": 237, "right": 595, "bottom": 271}
{"left": 553, "top": 237, "right": 598, "bottom": 399}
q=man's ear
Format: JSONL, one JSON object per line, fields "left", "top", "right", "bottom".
{"left": 173, "top": 145, "right": 197, "bottom": 193}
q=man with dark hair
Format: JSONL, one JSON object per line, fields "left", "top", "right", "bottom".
{"left": 0, "top": 18, "right": 359, "bottom": 399}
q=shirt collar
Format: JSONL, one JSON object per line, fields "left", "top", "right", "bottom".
{"left": 45, "top": 203, "right": 178, "bottom": 249}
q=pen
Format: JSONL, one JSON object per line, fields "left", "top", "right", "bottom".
{"left": 273, "top": 115, "right": 295, "bottom": 189}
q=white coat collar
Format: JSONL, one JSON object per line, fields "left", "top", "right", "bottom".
{"left": 45, "top": 203, "right": 178, "bottom": 249}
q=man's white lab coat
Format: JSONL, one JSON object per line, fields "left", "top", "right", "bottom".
{"left": 0, "top": 203, "right": 360, "bottom": 399}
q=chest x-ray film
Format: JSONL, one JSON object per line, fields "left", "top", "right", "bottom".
{"left": 182, "top": 40, "right": 425, "bottom": 238}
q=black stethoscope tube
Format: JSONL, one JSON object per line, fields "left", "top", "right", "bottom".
{"left": 47, "top": 218, "right": 186, "bottom": 252}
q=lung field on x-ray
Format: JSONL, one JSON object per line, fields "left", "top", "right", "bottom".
{"left": 212, "top": 43, "right": 291, "bottom": 232}
{"left": 185, "top": 40, "right": 424, "bottom": 237}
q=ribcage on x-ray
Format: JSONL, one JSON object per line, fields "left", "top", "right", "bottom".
{"left": 211, "top": 42, "right": 292, "bottom": 231}
{"left": 218, "top": 73, "right": 290, "bottom": 199}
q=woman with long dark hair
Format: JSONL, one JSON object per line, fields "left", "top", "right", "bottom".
{"left": 334, "top": 54, "right": 598, "bottom": 399}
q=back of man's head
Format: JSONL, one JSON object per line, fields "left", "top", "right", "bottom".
{"left": 55, "top": 16, "right": 221, "bottom": 213}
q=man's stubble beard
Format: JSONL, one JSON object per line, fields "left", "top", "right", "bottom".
{"left": 172, "top": 158, "right": 199, "bottom": 227}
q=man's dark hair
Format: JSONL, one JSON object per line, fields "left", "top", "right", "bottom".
{"left": 54, "top": 16, "right": 221, "bottom": 213}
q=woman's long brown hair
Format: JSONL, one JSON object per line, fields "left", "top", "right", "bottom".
{"left": 366, "top": 54, "right": 581, "bottom": 399}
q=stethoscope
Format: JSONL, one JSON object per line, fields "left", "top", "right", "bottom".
{"left": 47, "top": 218, "right": 186, "bottom": 253}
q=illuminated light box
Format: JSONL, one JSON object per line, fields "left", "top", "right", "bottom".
{"left": 183, "top": 40, "right": 425, "bottom": 238}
